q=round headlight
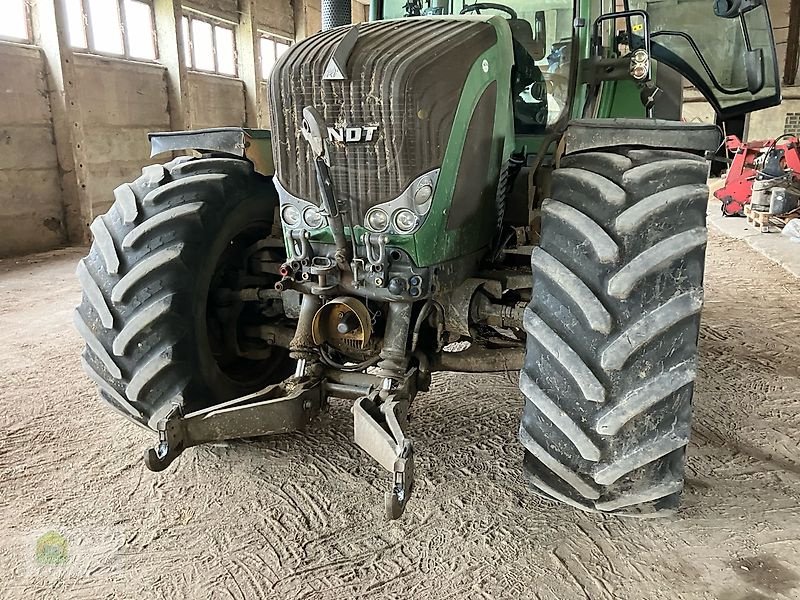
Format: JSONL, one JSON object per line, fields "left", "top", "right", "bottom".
{"left": 303, "top": 206, "right": 325, "bottom": 229}
{"left": 281, "top": 204, "right": 300, "bottom": 227}
{"left": 414, "top": 184, "right": 433, "bottom": 206}
{"left": 629, "top": 49, "right": 649, "bottom": 80}
{"left": 393, "top": 208, "right": 418, "bottom": 233}
{"left": 366, "top": 208, "right": 389, "bottom": 232}
{"left": 630, "top": 63, "right": 648, "bottom": 80}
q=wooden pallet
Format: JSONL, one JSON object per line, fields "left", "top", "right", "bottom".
{"left": 743, "top": 205, "right": 799, "bottom": 233}
{"left": 744, "top": 204, "right": 771, "bottom": 232}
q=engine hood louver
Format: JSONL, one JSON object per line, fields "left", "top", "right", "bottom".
{"left": 268, "top": 17, "right": 497, "bottom": 218}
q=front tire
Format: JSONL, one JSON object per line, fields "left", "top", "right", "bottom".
{"left": 76, "top": 157, "right": 291, "bottom": 430}
{"left": 520, "top": 143, "right": 711, "bottom": 515}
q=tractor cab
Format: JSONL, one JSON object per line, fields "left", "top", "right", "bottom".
{"left": 376, "top": 0, "right": 781, "bottom": 130}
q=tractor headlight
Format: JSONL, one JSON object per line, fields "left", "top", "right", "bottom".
{"left": 630, "top": 49, "right": 650, "bottom": 80}
{"left": 362, "top": 168, "right": 439, "bottom": 235}
{"left": 366, "top": 208, "right": 389, "bottom": 232}
{"left": 393, "top": 208, "right": 418, "bottom": 233}
{"left": 281, "top": 204, "right": 301, "bottom": 227}
{"left": 414, "top": 181, "right": 433, "bottom": 206}
{"left": 303, "top": 206, "right": 325, "bottom": 229}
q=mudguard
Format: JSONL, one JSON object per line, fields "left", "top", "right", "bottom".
{"left": 562, "top": 119, "right": 721, "bottom": 156}
{"left": 148, "top": 127, "right": 275, "bottom": 176}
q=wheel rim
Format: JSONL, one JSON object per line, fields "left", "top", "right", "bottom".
{"left": 205, "top": 221, "right": 286, "bottom": 389}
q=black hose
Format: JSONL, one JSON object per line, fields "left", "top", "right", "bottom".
{"left": 411, "top": 300, "right": 433, "bottom": 353}
{"left": 319, "top": 345, "right": 380, "bottom": 372}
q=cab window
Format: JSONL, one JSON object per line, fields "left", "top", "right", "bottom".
{"left": 503, "top": 0, "right": 575, "bottom": 133}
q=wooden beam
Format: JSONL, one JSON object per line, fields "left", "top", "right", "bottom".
{"left": 30, "top": 0, "right": 92, "bottom": 244}
{"left": 786, "top": 0, "right": 800, "bottom": 86}
{"left": 235, "top": 0, "right": 266, "bottom": 127}
{"left": 153, "top": 0, "right": 192, "bottom": 130}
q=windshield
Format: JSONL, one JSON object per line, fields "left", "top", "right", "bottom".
{"left": 380, "top": 0, "right": 576, "bottom": 133}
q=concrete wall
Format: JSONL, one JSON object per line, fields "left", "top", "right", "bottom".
{"left": 260, "top": 81, "right": 272, "bottom": 127}
{"left": 0, "top": 43, "right": 64, "bottom": 256}
{"left": 72, "top": 55, "right": 171, "bottom": 217}
{"left": 683, "top": 87, "right": 800, "bottom": 140}
{"left": 747, "top": 91, "right": 800, "bottom": 140}
{"left": 0, "top": 0, "right": 303, "bottom": 256}
{"left": 70, "top": 61, "right": 248, "bottom": 218}
{"left": 770, "top": 0, "right": 795, "bottom": 81}
{"left": 187, "top": 73, "right": 246, "bottom": 128}
{"left": 682, "top": 89, "right": 716, "bottom": 125}
{"left": 298, "top": 0, "right": 323, "bottom": 36}
{"left": 184, "top": 0, "right": 239, "bottom": 20}
{"left": 352, "top": 0, "right": 369, "bottom": 23}
{"left": 185, "top": 0, "right": 297, "bottom": 36}
{"left": 257, "top": 0, "right": 295, "bottom": 37}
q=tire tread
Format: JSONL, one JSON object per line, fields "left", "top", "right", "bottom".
{"left": 76, "top": 157, "right": 283, "bottom": 429}
{"left": 520, "top": 146, "right": 709, "bottom": 514}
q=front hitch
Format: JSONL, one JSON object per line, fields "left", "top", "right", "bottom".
{"left": 143, "top": 377, "right": 325, "bottom": 472}
{"left": 352, "top": 384, "right": 416, "bottom": 519}
{"left": 142, "top": 367, "right": 419, "bottom": 520}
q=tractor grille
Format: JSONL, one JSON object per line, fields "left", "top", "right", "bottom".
{"left": 268, "top": 18, "right": 496, "bottom": 217}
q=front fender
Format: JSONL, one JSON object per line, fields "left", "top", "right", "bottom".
{"left": 148, "top": 127, "right": 275, "bottom": 176}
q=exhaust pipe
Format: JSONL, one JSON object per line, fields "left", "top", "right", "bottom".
{"left": 322, "top": 0, "right": 351, "bottom": 30}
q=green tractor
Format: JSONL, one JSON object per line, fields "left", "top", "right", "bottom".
{"left": 76, "top": 0, "right": 781, "bottom": 518}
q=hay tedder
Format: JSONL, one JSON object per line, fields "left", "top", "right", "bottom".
{"left": 715, "top": 135, "right": 800, "bottom": 229}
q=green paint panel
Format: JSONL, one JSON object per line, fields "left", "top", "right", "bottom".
{"left": 596, "top": 80, "right": 646, "bottom": 119}
{"left": 411, "top": 16, "right": 515, "bottom": 266}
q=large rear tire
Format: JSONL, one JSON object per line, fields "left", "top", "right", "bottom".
{"left": 520, "top": 143, "right": 711, "bottom": 515}
{"left": 76, "top": 156, "right": 291, "bottom": 430}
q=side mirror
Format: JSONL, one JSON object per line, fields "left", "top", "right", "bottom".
{"left": 713, "top": 0, "right": 761, "bottom": 18}
{"left": 533, "top": 11, "right": 547, "bottom": 60}
{"left": 745, "top": 48, "right": 765, "bottom": 94}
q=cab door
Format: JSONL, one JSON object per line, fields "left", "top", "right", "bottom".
{"left": 631, "top": 0, "right": 781, "bottom": 118}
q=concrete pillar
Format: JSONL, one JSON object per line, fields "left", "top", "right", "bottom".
{"left": 236, "top": 0, "right": 266, "bottom": 127}
{"left": 294, "top": 0, "right": 322, "bottom": 41}
{"left": 30, "top": 0, "right": 91, "bottom": 243}
{"left": 153, "top": 0, "right": 192, "bottom": 130}
{"left": 293, "top": 0, "right": 310, "bottom": 41}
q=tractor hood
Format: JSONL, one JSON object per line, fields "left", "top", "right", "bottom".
{"left": 268, "top": 17, "right": 497, "bottom": 220}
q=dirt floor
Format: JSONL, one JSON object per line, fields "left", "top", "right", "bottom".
{"left": 1, "top": 227, "right": 800, "bottom": 600}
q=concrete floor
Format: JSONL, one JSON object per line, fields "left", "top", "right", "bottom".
{"left": 707, "top": 182, "right": 800, "bottom": 278}
{"left": 1, "top": 229, "right": 800, "bottom": 600}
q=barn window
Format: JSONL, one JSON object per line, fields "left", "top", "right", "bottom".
{"left": 182, "top": 10, "right": 237, "bottom": 76}
{"left": 259, "top": 34, "right": 291, "bottom": 79}
{"left": 64, "top": 0, "right": 157, "bottom": 61}
{"left": 0, "top": 0, "right": 31, "bottom": 43}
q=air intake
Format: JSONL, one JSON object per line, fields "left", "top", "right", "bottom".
{"left": 322, "top": 0, "right": 351, "bottom": 30}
